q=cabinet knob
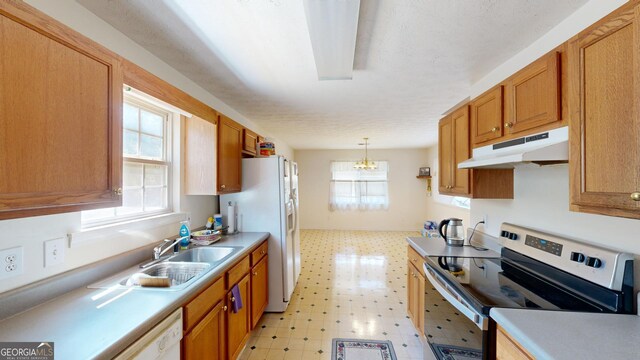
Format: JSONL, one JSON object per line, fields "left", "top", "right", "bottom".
{"left": 261, "top": 250, "right": 266, "bottom": 255}
{"left": 412, "top": 258, "right": 417, "bottom": 262}
{"left": 230, "top": 296, "right": 236, "bottom": 303}
{"left": 220, "top": 184, "right": 226, "bottom": 190}
{"left": 113, "top": 187, "right": 123, "bottom": 196}
{"left": 491, "top": 127, "right": 499, "bottom": 133}
{"left": 631, "top": 192, "right": 640, "bottom": 201}
{"left": 505, "top": 122, "right": 513, "bottom": 128}
{"left": 223, "top": 305, "right": 228, "bottom": 311}
{"left": 253, "top": 271, "right": 258, "bottom": 276}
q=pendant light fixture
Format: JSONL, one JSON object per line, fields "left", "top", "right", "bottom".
{"left": 354, "top": 137, "right": 377, "bottom": 170}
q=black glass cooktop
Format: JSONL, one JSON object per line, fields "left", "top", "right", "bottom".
{"left": 425, "top": 249, "right": 631, "bottom": 316}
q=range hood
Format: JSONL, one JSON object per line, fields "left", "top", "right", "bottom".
{"left": 458, "top": 126, "right": 568, "bottom": 169}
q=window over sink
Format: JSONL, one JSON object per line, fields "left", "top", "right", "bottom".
{"left": 82, "top": 92, "right": 173, "bottom": 226}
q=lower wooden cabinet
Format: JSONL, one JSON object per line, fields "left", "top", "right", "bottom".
{"left": 407, "top": 260, "right": 425, "bottom": 337}
{"left": 183, "top": 300, "right": 226, "bottom": 360}
{"left": 227, "top": 274, "right": 251, "bottom": 360}
{"left": 250, "top": 255, "right": 269, "bottom": 329}
{"left": 496, "top": 325, "right": 534, "bottom": 360}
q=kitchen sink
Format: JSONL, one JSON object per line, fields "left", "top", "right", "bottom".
{"left": 119, "top": 262, "right": 210, "bottom": 288}
{"left": 169, "top": 246, "right": 241, "bottom": 264}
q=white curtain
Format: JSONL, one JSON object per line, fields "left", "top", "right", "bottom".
{"left": 329, "top": 161, "right": 389, "bottom": 211}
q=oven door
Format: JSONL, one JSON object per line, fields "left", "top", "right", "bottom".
{"left": 422, "top": 263, "right": 486, "bottom": 359}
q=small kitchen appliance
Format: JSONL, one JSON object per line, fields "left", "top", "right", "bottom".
{"left": 420, "top": 223, "right": 634, "bottom": 360}
{"left": 438, "top": 218, "right": 465, "bottom": 246}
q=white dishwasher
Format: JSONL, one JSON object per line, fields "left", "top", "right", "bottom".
{"left": 115, "top": 308, "right": 183, "bottom": 360}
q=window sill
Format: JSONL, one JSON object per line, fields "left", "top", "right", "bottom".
{"left": 69, "top": 212, "right": 187, "bottom": 248}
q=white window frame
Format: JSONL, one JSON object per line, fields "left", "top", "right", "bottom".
{"left": 329, "top": 160, "right": 389, "bottom": 211}
{"left": 81, "top": 94, "right": 174, "bottom": 228}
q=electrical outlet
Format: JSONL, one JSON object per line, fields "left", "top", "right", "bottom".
{"left": 0, "top": 246, "right": 23, "bottom": 279}
{"left": 482, "top": 214, "right": 488, "bottom": 227}
{"left": 44, "top": 237, "right": 66, "bottom": 267}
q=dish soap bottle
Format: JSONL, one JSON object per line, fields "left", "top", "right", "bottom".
{"left": 179, "top": 220, "right": 190, "bottom": 250}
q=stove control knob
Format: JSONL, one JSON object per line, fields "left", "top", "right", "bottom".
{"left": 570, "top": 252, "right": 586, "bottom": 263}
{"left": 501, "top": 231, "right": 510, "bottom": 238}
{"left": 508, "top": 233, "right": 518, "bottom": 241}
{"left": 585, "top": 257, "right": 602, "bottom": 268}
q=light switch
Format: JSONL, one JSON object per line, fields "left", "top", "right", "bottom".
{"left": 44, "top": 237, "right": 66, "bottom": 267}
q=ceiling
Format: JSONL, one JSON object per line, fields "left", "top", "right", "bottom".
{"left": 78, "top": 0, "right": 588, "bottom": 150}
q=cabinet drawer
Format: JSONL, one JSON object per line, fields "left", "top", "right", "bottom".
{"left": 407, "top": 245, "right": 425, "bottom": 270}
{"left": 227, "top": 255, "right": 250, "bottom": 287}
{"left": 184, "top": 276, "right": 225, "bottom": 332}
{"left": 251, "top": 241, "right": 268, "bottom": 266}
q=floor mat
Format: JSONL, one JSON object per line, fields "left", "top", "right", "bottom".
{"left": 429, "top": 343, "right": 482, "bottom": 360}
{"left": 332, "top": 338, "right": 397, "bottom": 360}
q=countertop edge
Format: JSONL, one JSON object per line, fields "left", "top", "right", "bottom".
{"left": 490, "top": 308, "right": 553, "bottom": 360}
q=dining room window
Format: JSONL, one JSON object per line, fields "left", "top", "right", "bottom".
{"left": 329, "top": 160, "right": 389, "bottom": 211}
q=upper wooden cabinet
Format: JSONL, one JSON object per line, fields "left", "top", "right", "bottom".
{"left": 242, "top": 128, "right": 259, "bottom": 157}
{"left": 471, "top": 86, "right": 504, "bottom": 145}
{"left": 569, "top": 1, "right": 640, "bottom": 220}
{"left": 505, "top": 51, "right": 561, "bottom": 135}
{"left": 184, "top": 115, "right": 217, "bottom": 195}
{"left": 0, "top": 2, "right": 123, "bottom": 220}
{"left": 439, "top": 106, "right": 470, "bottom": 196}
{"left": 217, "top": 115, "right": 243, "bottom": 194}
{"left": 438, "top": 104, "right": 513, "bottom": 199}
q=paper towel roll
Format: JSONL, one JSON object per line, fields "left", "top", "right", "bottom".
{"left": 227, "top": 202, "right": 235, "bottom": 234}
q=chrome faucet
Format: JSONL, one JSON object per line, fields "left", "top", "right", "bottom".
{"left": 140, "top": 238, "right": 183, "bottom": 269}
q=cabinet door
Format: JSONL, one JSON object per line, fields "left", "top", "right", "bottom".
{"left": 406, "top": 261, "right": 424, "bottom": 337}
{"left": 217, "top": 115, "right": 243, "bottom": 194}
{"left": 569, "top": 2, "right": 640, "bottom": 217}
{"left": 0, "top": 2, "right": 123, "bottom": 220}
{"left": 250, "top": 255, "right": 268, "bottom": 329}
{"left": 506, "top": 51, "right": 561, "bottom": 135}
{"left": 471, "top": 86, "right": 504, "bottom": 145}
{"left": 416, "top": 267, "right": 426, "bottom": 337}
{"left": 242, "top": 128, "right": 258, "bottom": 156}
{"left": 438, "top": 116, "right": 453, "bottom": 193}
{"left": 406, "top": 261, "right": 416, "bottom": 325}
{"left": 496, "top": 325, "right": 534, "bottom": 360}
{"left": 451, "top": 105, "right": 470, "bottom": 195}
{"left": 227, "top": 274, "right": 251, "bottom": 360}
{"left": 184, "top": 115, "right": 217, "bottom": 195}
{"left": 183, "top": 300, "right": 226, "bottom": 360}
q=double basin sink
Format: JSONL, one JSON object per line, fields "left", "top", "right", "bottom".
{"left": 90, "top": 246, "right": 242, "bottom": 291}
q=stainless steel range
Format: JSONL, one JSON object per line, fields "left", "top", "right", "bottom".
{"left": 421, "top": 223, "right": 634, "bottom": 360}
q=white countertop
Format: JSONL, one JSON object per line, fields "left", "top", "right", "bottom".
{"left": 0, "top": 232, "right": 269, "bottom": 360}
{"left": 491, "top": 308, "right": 640, "bottom": 359}
{"left": 406, "top": 236, "right": 500, "bottom": 258}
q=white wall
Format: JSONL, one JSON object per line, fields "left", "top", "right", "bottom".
{"left": 0, "top": 0, "right": 292, "bottom": 294}
{"left": 296, "top": 148, "right": 469, "bottom": 231}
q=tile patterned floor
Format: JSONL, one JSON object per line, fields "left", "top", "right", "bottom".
{"left": 240, "top": 230, "right": 427, "bottom": 360}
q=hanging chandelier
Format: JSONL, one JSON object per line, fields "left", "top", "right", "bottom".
{"left": 354, "top": 137, "right": 377, "bottom": 170}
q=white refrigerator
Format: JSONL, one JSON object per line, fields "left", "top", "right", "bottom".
{"left": 220, "top": 156, "right": 301, "bottom": 312}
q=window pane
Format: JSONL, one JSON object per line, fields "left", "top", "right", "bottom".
{"left": 81, "top": 207, "right": 116, "bottom": 222}
{"left": 140, "top": 134, "right": 163, "bottom": 159}
{"left": 124, "top": 162, "right": 143, "bottom": 187}
{"left": 145, "top": 164, "right": 166, "bottom": 186}
{"left": 124, "top": 130, "right": 139, "bottom": 156}
{"left": 123, "top": 103, "right": 139, "bottom": 131}
{"left": 144, "top": 187, "right": 167, "bottom": 211}
{"left": 118, "top": 189, "right": 143, "bottom": 215}
{"left": 141, "top": 110, "right": 164, "bottom": 136}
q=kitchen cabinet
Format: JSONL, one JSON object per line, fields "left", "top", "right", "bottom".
{"left": 504, "top": 51, "right": 561, "bottom": 135}
{"left": 218, "top": 114, "right": 243, "bottom": 194}
{"left": 438, "top": 104, "right": 514, "bottom": 199}
{"left": 439, "top": 105, "right": 470, "bottom": 195}
{"left": 406, "top": 259, "right": 425, "bottom": 338}
{"left": 568, "top": 0, "right": 640, "bottom": 220}
{"left": 242, "top": 128, "right": 259, "bottom": 157}
{"left": 184, "top": 115, "right": 217, "bottom": 195}
{"left": 496, "top": 325, "right": 534, "bottom": 360}
{"left": 227, "top": 274, "right": 251, "bottom": 360}
{"left": 471, "top": 86, "right": 504, "bottom": 146}
{"left": 250, "top": 241, "right": 269, "bottom": 329}
{"left": 183, "top": 301, "right": 226, "bottom": 360}
{"left": 0, "top": 1, "right": 123, "bottom": 220}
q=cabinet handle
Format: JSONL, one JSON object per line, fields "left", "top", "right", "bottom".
{"left": 253, "top": 271, "right": 258, "bottom": 276}
{"left": 223, "top": 305, "right": 228, "bottom": 311}
{"left": 412, "top": 258, "right": 417, "bottom": 262}
{"left": 261, "top": 250, "right": 266, "bottom": 255}
{"left": 631, "top": 192, "right": 640, "bottom": 201}
{"left": 505, "top": 122, "right": 513, "bottom": 128}
{"left": 491, "top": 127, "right": 499, "bottom": 132}
{"left": 113, "top": 187, "right": 123, "bottom": 196}
{"left": 220, "top": 184, "right": 226, "bottom": 190}
{"left": 230, "top": 296, "right": 236, "bottom": 303}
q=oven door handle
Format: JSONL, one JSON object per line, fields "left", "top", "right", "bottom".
{"left": 423, "top": 263, "right": 487, "bottom": 330}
